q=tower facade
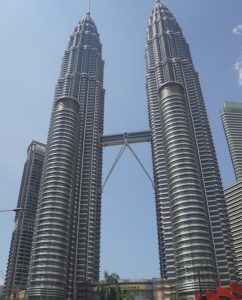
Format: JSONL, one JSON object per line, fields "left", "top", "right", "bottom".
{"left": 27, "top": 12, "right": 104, "bottom": 300}
{"left": 145, "top": 1, "right": 237, "bottom": 298}
{"left": 222, "top": 101, "right": 242, "bottom": 279}
{"left": 224, "top": 182, "right": 242, "bottom": 280}
{"left": 221, "top": 101, "right": 242, "bottom": 182}
{"left": 12, "top": 3, "right": 237, "bottom": 300}
{"left": 4, "top": 141, "right": 45, "bottom": 298}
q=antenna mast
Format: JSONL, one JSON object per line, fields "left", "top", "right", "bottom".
{"left": 88, "top": 0, "right": 91, "bottom": 13}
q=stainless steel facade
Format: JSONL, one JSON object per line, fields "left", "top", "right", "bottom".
{"left": 224, "top": 182, "right": 242, "bottom": 280}
{"left": 222, "top": 101, "right": 242, "bottom": 281}
{"left": 146, "top": 1, "right": 237, "bottom": 298}
{"left": 159, "top": 82, "right": 217, "bottom": 295}
{"left": 8, "top": 2, "right": 236, "bottom": 299}
{"left": 221, "top": 101, "right": 242, "bottom": 182}
{"left": 4, "top": 141, "right": 45, "bottom": 299}
{"left": 27, "top": 12, "right": 104, "bottom": 300}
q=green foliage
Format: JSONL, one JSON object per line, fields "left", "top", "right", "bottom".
{"left": 97, "top": 271, "right": 137, "bottom": 300}
{"left": 97, "top": 271, "right": 122, "bottom": 300}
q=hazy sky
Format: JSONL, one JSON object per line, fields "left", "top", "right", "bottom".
{"left": 0, "top": 0, "right": 242, "bottom": 284}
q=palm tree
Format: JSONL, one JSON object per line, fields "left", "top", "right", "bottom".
{"left": 97, "top": 271, "right": 122, "bottom": 300}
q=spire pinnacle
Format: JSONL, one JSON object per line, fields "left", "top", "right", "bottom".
{"left": 154, "top": 0, "right": 161, "bottom": 10}
{"left": 88, "top": 0, "right": 91, "bottom": 14}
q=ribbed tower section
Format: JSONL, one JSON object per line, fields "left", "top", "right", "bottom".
{"left": 146, "top": 1, "right": 237, "bottom": 298}
{"left": 4, "top": 141, "right": 45, "bottom": 299}
{"left": 159, "top": 82, "right": 217, "bottom": 296}
{"left": 28, "top": 12, "right": 104, "bottom": 300}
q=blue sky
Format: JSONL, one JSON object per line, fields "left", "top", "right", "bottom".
{"left": 0, "top": 0, "right": 242, "bottom": 283}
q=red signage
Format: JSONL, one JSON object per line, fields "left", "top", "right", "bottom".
{"left": 195, "top": 283, "right": 242, "bottom": 300}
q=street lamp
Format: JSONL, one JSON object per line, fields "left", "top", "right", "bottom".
{"left": 0, "top": 208, "right": 25, "bottom": 213}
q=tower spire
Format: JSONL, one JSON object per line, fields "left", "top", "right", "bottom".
{"left": 88, "top": 0, "right": 91, "bottom": 14}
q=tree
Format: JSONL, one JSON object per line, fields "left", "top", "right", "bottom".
{"left": 97, "top": 271, "right": 122, "bottom": 300}
{"left": 97, "top": 271, "right": 136, "bottom": 300}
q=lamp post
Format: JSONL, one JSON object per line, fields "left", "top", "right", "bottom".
{"left": 0, "top": 208, "right": 25, "bottom": 213}
{"left": 0, "top": 207, "right": 25, "bottom": 298}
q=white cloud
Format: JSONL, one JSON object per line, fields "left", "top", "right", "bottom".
{"left": 235, "top": 59, "right": 242, "bottom": 86}
{"left": 233, "top": 24, "right": 242, "bottom": 35}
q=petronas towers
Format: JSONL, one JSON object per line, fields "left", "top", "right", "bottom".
{"left": 26, "top": 11, "right": 104, "bottom": 300}
{"left": 146, "top": 1, "right": 237, "bottom": 297}
{"left": 4, "top": 1, "right": 238, "bottom": 300}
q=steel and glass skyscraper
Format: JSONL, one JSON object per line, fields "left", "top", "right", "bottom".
{"left": 222, "top": 101, "right": 242, "bottom": 280}
{"left": 224, "top": 182, "right": 242, "bottom": 280}
{"left": 146, "top": 1, "right": 237, "bottom": 298}
{"left": 27, "top": 11, "right": 104, "bottom": 300}
{"left": 221, "top": 101, "right": 242, "bottom": 182}
{"left": 22, "top": 2, "right": 238, "bottom": 300}
{"left": 4, "top": 141, "right": 45, "bottom": 299}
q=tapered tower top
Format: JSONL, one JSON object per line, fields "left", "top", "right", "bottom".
{"left": 153, "top": 0, "right": 166, "bottom": 12}
{"left": 80, "top": 10, "right": 96, "bottom": 28}
{"left": 86, "top": 11, "right": 91, "bottom": 19}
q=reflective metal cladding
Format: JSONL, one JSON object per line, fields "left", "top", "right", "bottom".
{"left": 24, "top": 2, "right": 239, "bottom": 300}
{"left": 3, "top": 141, "right": 45, "bottom": 299}
{"left": 146, "top": 2, "right": 238, "bottom": 299}
{"left": 27, "top": 12, "right": 104, "bottom": 300}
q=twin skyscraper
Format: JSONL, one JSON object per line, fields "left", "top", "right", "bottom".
{"left": 4, "top": 1, "right": 238, "bottom": 299}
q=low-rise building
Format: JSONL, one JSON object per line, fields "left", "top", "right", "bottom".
{"left": 93, "top": 278, "right": 175, "bottom": 300}
{"left": 119, "top": 278, "right": 175, "bottom": 300}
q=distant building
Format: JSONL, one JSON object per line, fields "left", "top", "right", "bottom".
{"left": 224, "top": 181, "right": 242, "bottom": 280}
{"left": 118, "top": 278, "right": 175, "bottom": 300}
{"left": 93, "top": 278, "right": 175, "bottom": 300}
{"left": 3, "top": 141, "right": 45, "bottom": 298}
{"left": 222, "top": 101, "right": 242, "bottom": 280}
{"left": 221, "top": 101, "right": 242, "bottom": 181}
